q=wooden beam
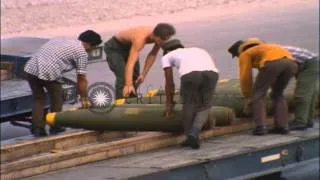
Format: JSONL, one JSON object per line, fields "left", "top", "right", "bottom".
{"left": 1, "top": 118, "right": 275, "bottom": 180}
{"left": 1, "top": 130, "right": 135, "bottom": 163}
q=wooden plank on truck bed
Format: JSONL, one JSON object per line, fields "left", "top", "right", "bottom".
{"left": 25, "top": 120, "right": 319, "bottom": 180}
{"left": 1, "top": 117, "right": 281, "bottom": 180}
{"left": 1, "top": 130, "right": 137, "bottom": 163}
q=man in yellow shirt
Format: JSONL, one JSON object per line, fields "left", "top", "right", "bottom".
{"left": 228, "top": 38, "right": 298, "bottom": 135}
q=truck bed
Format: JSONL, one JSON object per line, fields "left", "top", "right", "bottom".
{"left": 1, "top": 79, "right": 31, "bottom": 100}
{"left": 0, "top": 36, "right": 104, "bottom": 120}
{"left": 0, "top": 79, "right": 43, "bottom": 119}
{"left": 26, "top": 120, "right": 319, "bottom": 180}
{"left": 0, "top": 78, "right": 75, "bottom": 119}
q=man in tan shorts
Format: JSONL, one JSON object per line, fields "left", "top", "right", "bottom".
{"left": 104, "top": 23, "right": 176, "bottom": 99}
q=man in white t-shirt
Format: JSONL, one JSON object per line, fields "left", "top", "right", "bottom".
{"left": 161, "top": 39, "right": 219, "bottom": 149}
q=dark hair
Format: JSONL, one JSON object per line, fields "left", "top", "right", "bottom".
{"left": 163, "top": 44, "right": 184, "bottom": 55}
{"left": 78, "top": 30, "right": 102, "bottom": 46}
{"left": 228, "top": 40, "right": 243, "bottom": 58}
{"left": 153, "top": 23, "right": 176, "bottom": 40}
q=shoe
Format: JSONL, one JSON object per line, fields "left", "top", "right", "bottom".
{"left": 307, "top": 121, "right": 314, "bottom": 128}
{"left": 181, "top": 135, "right": 200, "bottom": 149}
{"left": 268, "top": 127, "right": 290, "bottom": 135}
{"left": 49, "top": 126, "right": 66, "bottom": 135}
{"left": 290, "top": 122, "right": 307, "bottom": 131}
{"left": 31, "top": 127, "right": 48, "bottom": 137}
{"left": 252, "top": 126, "right": 267, "bottom": 136}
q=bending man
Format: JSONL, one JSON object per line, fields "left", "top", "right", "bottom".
{"left": 161, "top": 39, "right": 219, "bottom": 149}
{"left": 104, "top": 23, "right": 176, "bottom": 99}
{"left": 283, "top": 46, "right": 319, "bottom": 130}
{"left": 24, "top": 30, "right": 102, "bottom": 137}
{"left": 228, "top": 38, "right": 298, "bottom": 135}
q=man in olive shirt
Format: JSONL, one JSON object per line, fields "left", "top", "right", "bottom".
{"left": 104, "top": 23, "right": 176, "bottom": 99}
{"left": 228, "top": 38, "right": 298, "bottom": 135}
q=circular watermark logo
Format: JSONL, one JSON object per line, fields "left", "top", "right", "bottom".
{"left": 88, "top": 82, "right": 116, "bottom": 113}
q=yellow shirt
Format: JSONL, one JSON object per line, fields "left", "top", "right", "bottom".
{"left": 238, "top": 43, "right": 293, "bottom": 98}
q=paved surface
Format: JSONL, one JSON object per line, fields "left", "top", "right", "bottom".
{"left": 85, "top": 0, "right": 319, "bottom": 93}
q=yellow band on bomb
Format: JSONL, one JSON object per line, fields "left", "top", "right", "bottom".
{"left": 46, "top": 112, "right": 57, "bottom": 126}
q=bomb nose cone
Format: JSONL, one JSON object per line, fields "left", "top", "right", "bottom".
{"left": 46, "top": 112, "right": 57, "bottom": 126}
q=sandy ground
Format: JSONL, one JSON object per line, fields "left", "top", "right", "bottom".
{"left": 1, "top": 0, "right": 314, "bottom": 38}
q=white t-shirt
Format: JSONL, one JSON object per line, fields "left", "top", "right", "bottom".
{"left": 161, "top": 47, "right": 219, "bottom": 77}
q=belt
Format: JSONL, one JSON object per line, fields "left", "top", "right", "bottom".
{"left": 113, "top": 36, "right": 131, "bottom": 49}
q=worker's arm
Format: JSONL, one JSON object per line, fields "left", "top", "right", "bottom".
{"left": 161, "top": 52, "right": 176, "bottom": 119}
{"left": 238, "top": 53, "right": 253, "bottom": 98}
{"left": 163, "top": 67, "right": 175, "bottom": 119}
{"left": 135, "top": 44, "right": 161, "bottom": 86}
{"left": 74, "top": 52, "right": 90, "bottom": 108}
{"left": 123, "top": 40, "right": 144, "bottom": 97}
{"left": 77, "top": 74, "right": 90, "bottom": 108}
{"left": 164, "top": 67, "right": 175, "bottom": 106}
